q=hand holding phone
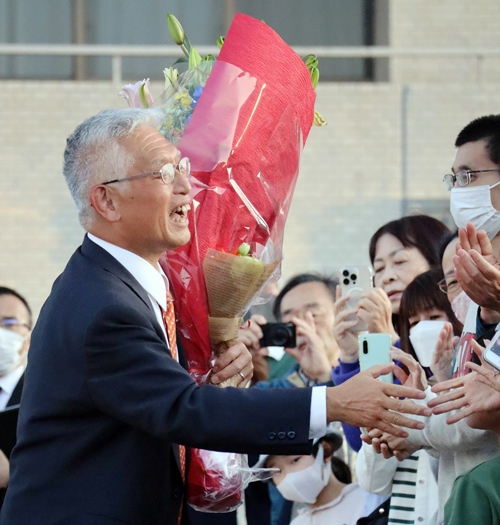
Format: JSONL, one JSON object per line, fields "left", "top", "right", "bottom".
{"left": 340, "top": 266, "right": 373, "bottom": 332}
{"left": 482, "top": 330, "right": 500, "bottom": 371}
{"left": 359, "top": 333, "right": 393, "bottom": 384}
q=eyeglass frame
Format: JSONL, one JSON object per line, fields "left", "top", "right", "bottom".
{"left": 101, "top": 157, "right": 190, "bottom": 186}
{"left": 0, "top": 318, "right": 31, "bottom": 333}
{"left": 443, "top": 169, "right": 500, "bottom": 191}
{"left": 437, "top": 276, "right": 461, "bottom": 295}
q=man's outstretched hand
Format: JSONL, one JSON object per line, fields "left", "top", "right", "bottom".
{"left": 327, "top": 363, "right": 431, "bottom": 438}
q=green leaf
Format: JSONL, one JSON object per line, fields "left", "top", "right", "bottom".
{"left": 172, "top": 57, "right": 189, "bottom": 66}
{"left": 189, "top": 47, "right": 202, "bottom": 69}
{"left": 184, "top": 34, "right": 192, "bottom": 53}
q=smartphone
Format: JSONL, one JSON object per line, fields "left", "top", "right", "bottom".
{"left": 482, "top": 330, "right": 500, "bottom": 371}
{"left": 340, "top": 266, "right": 374, "bottom": 332}
{"left": 359, "top": 333, "right": 393, "bottom": 384}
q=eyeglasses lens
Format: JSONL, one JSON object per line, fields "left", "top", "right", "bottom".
{"left": 444, "top": 174, "right": 454, "bottom": 191}
{"left": 160, "top": 158, "right": 191, "bottom": 184}
{"left": 456, "top": 170, "right": 469, "bottom": 187}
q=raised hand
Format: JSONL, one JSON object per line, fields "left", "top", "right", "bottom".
{"left": 237, "top": 314, "right": 266, "bottom": 353}
{"left": 286, "top": 312, "right": 332, "bottom": 383}
{"left": 357, "top": 288, "right": 398, "bottom": 342}
{"left": 453, "top": 223, "right": 500, "bottom": 321}
{"left": 327, "top": 363, "right": 431, "bottom": 438}
{"left": 430, "top": 322, "right": 456, "bottom": 383}
{"left": 390, "top": 348, "right": 428, "bottom": 391}
{"left": 332, "top": 285, "right": 360, "bottom": 363}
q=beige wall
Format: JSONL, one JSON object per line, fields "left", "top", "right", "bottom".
{"left": 390, "top": 0, "right": 500, "bottom": 83}
{"left": 2, "top": 0, "right": 500, "bottom": 317}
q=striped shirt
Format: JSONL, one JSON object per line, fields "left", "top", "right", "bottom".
{"left": 388, "top": 451, "right": 420, "bottom": 524}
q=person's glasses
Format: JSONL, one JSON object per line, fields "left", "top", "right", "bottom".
{"left": 0, "top": 318, "right": 30, "bottom": 332}
{"left": 443, "top": 169, "right": 500, "bottom": 191}
{"left": 102, "top": 157, "right": 190, "bottom": 186}
{"left": 437, "top": 277, "right": 460, "bottom": 295}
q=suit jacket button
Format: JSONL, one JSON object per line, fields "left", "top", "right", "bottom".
{"left": 278, "top": 432, "right": 286, "bottom": 440}
{"left": 268, "top": 432, "right": 276, "bottom": 440}
{"left": 287, "top": 431, "right": 296, "bottom": 439}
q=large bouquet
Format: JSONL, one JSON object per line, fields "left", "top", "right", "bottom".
{"left": 121, "top": 13, "right": 322, "bottom": 512}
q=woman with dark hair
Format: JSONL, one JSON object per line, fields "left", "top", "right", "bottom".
{"left": 331, "top": 215, "right": 450, "bottom": 452}
{"left": 365, "top": 215, "right": 451, "bottom": 340}
{"left": 398, "top": 267, "right": 463, "bottom": 367}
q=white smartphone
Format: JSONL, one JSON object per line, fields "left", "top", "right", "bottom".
{"left": 482, "top": 330, "right": 500, "bottom": 371}
{"left": 359, "top": 333, "right": 393, "bottom": 384}
{"left": 340, "top": 266, "right": 374, "bottom": 332}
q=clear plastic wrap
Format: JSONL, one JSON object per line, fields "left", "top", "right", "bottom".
{"left": 156, "top": 13, "right": 316, "bottom": 513}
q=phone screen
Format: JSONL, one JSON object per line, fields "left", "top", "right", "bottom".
{"left": 489, "top": 335, "right": 500, "bottom": 358}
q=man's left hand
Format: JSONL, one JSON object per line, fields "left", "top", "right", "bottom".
{"left": 453, "top": 223, "right": 500, "bottom": 319}
{"left": 211, "top": 342, "right": 253, "bottom": 387}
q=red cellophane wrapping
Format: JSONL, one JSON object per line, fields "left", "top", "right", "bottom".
{"left": 159, "top": 13, "right": 316, "bottom": 513}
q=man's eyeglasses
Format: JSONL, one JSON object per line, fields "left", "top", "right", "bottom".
{"left": 102, "top": 157, "right": 190, "bottom": 186}
{"left": 443, "top": 169, "right": 500, "bottom": 191}
{"left": 437, "top": 277, "right": 460, "bottom": 296}
{"left": 0, "top": 318, "right": 30, "bottom": 332}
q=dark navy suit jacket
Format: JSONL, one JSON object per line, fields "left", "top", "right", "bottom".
{"left": 0, "top": 236, "right": 312, "bottom": 525}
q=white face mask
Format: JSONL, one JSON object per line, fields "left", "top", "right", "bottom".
{"left": 451, "top": 290, "right": 471, "bottom": 325}
{"left": 409, "top": 320, "right": 446, "bottom": 367}
{"left": 0, "top": 327, "right": 26, "bottom": 376}
{"left": 275, "top": 446, "right": 330, "bottom": 504}
{"left": 450, "top": 182, "right": 500, "bottom": 240}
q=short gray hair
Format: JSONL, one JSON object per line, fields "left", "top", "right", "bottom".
{"left": 63, "top": 108, "right": 160, "bottom": 228}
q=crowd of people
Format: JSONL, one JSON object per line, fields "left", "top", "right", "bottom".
{"left": 2, "top": 111, "right": 500, "bottom": 525}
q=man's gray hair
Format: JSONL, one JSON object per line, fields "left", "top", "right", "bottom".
{"left": 63, "top": 108, "right": 160, "bottom": 227}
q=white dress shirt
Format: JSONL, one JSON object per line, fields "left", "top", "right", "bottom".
{"left": 0, "top": 365, "right": 25, "bottom": 410}
{"left": 88, "top": 234, "right": 327, "bottom": 438}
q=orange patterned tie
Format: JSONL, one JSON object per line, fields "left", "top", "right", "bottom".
{"left": 161, "top": 288, "right": 186, "bottom": 523}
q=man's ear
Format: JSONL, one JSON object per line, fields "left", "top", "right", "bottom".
{"left": 322, "top": 441, "right": 334, "bottom": 462}
{"left": 90, "top": 185, "right": 121, "bottom": 223}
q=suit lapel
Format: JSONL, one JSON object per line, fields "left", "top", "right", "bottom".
{"left": 81, "top": 235, "right": 153, "bottom": 312}
{"left": 80, "top": 235, "right": 171, "bottom": 349}
{"left": 6, "top": 375, "right": 24, "bottom": 408}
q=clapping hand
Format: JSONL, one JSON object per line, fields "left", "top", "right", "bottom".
{"left": 430, "top": 322, "right": 458, "bottom": 383}
{"left": 453, "top": 223, "right": 500, "bottom": 323}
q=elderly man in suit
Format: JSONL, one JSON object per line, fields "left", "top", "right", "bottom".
{"left": 0, "top": 109, "right": 430, "bottom": 525}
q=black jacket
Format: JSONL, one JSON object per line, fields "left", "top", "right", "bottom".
{"left": 1, "top": 236, "right": 312, "bottom": 525}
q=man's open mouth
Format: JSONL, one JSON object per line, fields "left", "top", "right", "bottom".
{"left": 169, "top": 203, "right": 191, "bottom": 223}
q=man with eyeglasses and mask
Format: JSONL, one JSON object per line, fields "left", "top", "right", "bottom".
{"left": 0, "top": 287, "right": 31, "bottom": 503}
{"left": 363, "top": 115, "right": 500, "bottom": 525}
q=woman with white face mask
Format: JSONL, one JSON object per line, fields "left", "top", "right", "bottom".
{"left": 261, "top": 432, "right": 375, "bottom": 525}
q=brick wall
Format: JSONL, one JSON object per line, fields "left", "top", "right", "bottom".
{"left": 3, "top": 0, "right": 500, "bottom": 316}
{"left": 390, "top": 0, "right": 500, "bottom": 83}
{"left": 2, "top": 80, "right": 500, "bottom": 317}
